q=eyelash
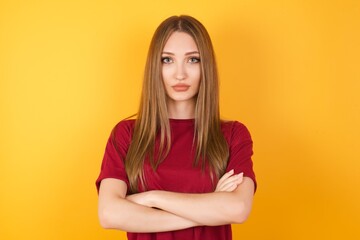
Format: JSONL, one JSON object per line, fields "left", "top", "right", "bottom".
{"left": 161, "top": 57, "right": 173, "bottom": 64}
{"left": 161, "top": 57, "right": 201, "bottom": 64}
{"left": 189, "top": 57, "right": 200, "bottom": 63}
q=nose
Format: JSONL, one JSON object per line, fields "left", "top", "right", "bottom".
{"left": 175, "top": 62, "right": 187, "bottom": 80}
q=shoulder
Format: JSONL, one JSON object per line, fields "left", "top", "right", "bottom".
{"left": 111, "top": 119, "right": 136, "bottom": 143}
{"left": 113, "top": 118, "right": 136, "bottom": 131}
{"left": 221, "top": 120, "right": 252, "bottom": 143}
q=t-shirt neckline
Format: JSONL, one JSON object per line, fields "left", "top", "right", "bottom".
{"left": 169, "top": 118, "right": 195, "bottom": 124}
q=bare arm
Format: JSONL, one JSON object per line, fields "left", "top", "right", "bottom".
{"left": 98, "top": 178, "right": 200, "bottom": 232}
{"left": 127, "top": 175, "right": 255, "bottom": 226}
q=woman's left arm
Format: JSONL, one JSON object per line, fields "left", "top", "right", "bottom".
{"left": 127, "top": 177, "right": 255, "bottom": 226}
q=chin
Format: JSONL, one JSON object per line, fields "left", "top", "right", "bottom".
{"left": 167, "top": 95, "right": 197, "bottom": 103}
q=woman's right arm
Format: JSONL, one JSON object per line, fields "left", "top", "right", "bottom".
{"left": 98, "top": 178, "right": 200, "bottom": 232}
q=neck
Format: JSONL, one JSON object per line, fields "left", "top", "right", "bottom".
{"left": 166, "top": 98, "right": 196, "bottom": 119}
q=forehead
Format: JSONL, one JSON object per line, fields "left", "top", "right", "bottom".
{"left": 162, "top": 31, "right": 198, "bottom": 52}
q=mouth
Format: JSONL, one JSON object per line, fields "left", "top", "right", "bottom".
{"left": 172, "top": 84, "right": 190, "bottom": 92}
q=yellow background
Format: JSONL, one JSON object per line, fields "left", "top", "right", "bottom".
{"left": 1, "top": 0, "right": 359, "bottom": 239}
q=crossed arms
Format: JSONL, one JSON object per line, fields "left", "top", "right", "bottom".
{"left": 98, "top": 170, "right": 255, "bottom": 233}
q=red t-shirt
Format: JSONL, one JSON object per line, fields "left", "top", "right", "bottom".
{"left": 96, "top": 118, "right": 256, "bottom": 240}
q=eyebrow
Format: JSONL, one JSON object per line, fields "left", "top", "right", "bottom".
{"left": 161, "top": 51, "right": 200, "bottom": 55}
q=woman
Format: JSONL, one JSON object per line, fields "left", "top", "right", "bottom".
{"left": 96, "top": 15, "right": 256, "bottom": 240}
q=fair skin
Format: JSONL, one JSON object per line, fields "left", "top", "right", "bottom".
{"left": 161, "top": 31, "right": 201, "bottom": 119}
{"left": 98, "top": 31, "right": 255, "bottom": 232}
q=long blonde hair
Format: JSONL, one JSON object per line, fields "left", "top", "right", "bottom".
{"left": 123, "top": 15, "right": 229, "bottom": 193}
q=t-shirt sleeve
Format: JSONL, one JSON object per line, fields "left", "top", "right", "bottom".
{"left": 95, "top": 120, "right": 133, "bottom": 193}
{"left": 226, "top": 121, "right": 257, "bottom": 192}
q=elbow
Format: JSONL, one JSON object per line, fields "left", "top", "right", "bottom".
{"left": 98, "top": 208, "right": 112, "bottom": 229}
{"left": 98, "top": 207, "right": 119, "bottom": 229}
{"left": 231, "top": 201, "right": 252, "bottom": 224}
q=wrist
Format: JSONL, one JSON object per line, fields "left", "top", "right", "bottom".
{"left": 148, "top": 190, "right": 161, "bottom": 208}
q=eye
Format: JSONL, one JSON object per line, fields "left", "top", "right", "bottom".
{"left": 188, "top": 57, "right": 200, "bottom": 63}
{"left": 161, "top": 57, "right": 173, "bottom": 64}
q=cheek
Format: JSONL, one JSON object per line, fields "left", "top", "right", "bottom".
{"left": 162, "top": 66, "right": 172, "bottom": 83}
{"left": 161, "top": 68, "right": 172, "bottom": 94}
{"left": 190, "top": 66, "right": 201, "bottom": 83}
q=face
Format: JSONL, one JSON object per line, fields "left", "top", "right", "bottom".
{"left": 161, "top": 31, "right": 201, "bottom": 105}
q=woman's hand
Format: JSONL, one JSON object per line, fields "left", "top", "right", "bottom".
{"left": 126, "top": 191, "right": 154, "bottom": 208}
{"left": 215, "top": 169, "right": 243, "bottom": 192}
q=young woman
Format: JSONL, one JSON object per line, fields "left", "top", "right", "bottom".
{"left": 96, "top": 15, "right": 256, "bottom": 240}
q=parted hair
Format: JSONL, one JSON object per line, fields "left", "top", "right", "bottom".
{"left": 122, "top": 15, "right": 229, "bottom": 193}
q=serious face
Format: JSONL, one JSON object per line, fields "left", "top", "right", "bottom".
{"left": 161, "top": 31, "right": 201, "bottom": 105}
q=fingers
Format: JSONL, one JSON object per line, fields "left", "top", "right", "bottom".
{"left": 218, "top": 173, "right": 243, "bottom": 192}
{"left": 219, "top": 182, "right": 238, "bottom": 192}
{"left": 217, "top": 169, "right": 235, "bottom": 187}
{"left": 215, "top": 170, "right": 244, "bottom": 192}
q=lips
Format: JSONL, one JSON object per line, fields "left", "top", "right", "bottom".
{"left": 172, "top": 84, "right": 190, "bottom": 92}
